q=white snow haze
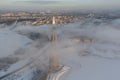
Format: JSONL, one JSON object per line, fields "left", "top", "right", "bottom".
{"left": 1, "top": 18, "right": 120, "bottom": 80}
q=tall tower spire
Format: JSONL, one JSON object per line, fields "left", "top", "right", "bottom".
{"left": 50, "top": 16, "right": 57, "bottom": 41}
{"left": 52, "top": 16, "right": 56, "bottom": 25}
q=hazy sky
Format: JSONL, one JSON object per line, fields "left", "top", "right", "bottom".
{"left": 0, "top": 0, "right": 120, "bottom": 10}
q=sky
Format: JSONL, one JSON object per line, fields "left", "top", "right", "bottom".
{"left": 0, "top": 0, "right": 120, "bottom": 11}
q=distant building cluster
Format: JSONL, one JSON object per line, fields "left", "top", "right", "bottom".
{"left": 0, "top": 11, "right": 82, "bottom": 25}
{"left": 32, "top": 16, "right": 80, "bottom": 25}
{"left": 0, "top": 11, "right": 119, "bottom": 25}
{"left": 0, "top": 12, "right": 29, "bottom": 17}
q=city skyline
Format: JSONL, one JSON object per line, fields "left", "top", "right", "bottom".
{"left": 0, "top": 0, "right": 120, "bottom": 11}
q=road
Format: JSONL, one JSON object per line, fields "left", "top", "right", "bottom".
{"left": 48, "top": 66, "right": 70, "bottom": 80}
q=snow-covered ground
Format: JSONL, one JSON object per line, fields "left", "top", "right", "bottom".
{"left": 0, "top": 28, "right": 32, "bottom": 58}
{"left": 0, "top": 25, "right": 51, "bottom": 80}
{"left": 0, "top": 28, "right": 35, "bottom": 80}
{"left": 52, "top": 40, "right": 120, "bottom": 80}
{"left": 1, "top": 18, "right": 120, "bottom": 80}
{"left": 46, "top": 19, "right": 120, "bottom": 80}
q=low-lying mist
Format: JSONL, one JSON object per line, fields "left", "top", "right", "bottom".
{"left": 1, "top": 18, "right": 120, "bottom": 72}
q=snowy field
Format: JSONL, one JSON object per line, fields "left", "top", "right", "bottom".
{"left": 1, "top": 18, "right": 120, "bottom": 80}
